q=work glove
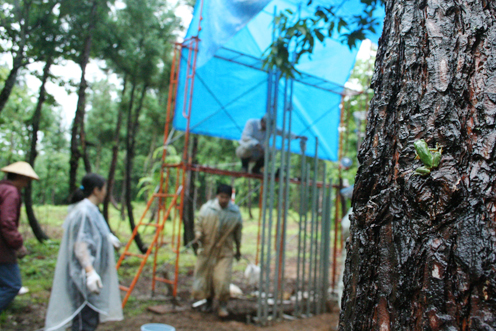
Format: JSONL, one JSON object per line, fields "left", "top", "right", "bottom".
{"left": 108, "top": 233, "right": 122, "bottom": 249}
{"left": 86, "top": 269, "right": 103, "bottom": 294}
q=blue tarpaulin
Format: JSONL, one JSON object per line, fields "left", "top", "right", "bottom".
{"left": 173, "top": 0, "right": 384, "bottom": 161}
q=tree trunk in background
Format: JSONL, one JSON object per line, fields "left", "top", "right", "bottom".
{"left": 143, "top": 130, "right": 157, "bottom": 176}
{"left": 183, "top": 135, "right": 198, "bottom": 245}
{"left": 0, "top": 55, "right": 24, "bottom": 115}
{"left": 80, "top": 105, "right": 92, "bottom": 174}
{"left": 68, "top": 0, "right": 98, "bottom": 195}
{"left": 24, "top": 57, "right": 53, "bottom": 243}
{"left": 125, "top": 84, "right": 148, "bottom": 253}
{"left": 0, "top": 3, "right": 30, "bottom": 114}
{"left": 340, "top": 1, "right": 496, "bottom": 330}
{"left": 103, "top": 77, "right": 127, "bottom": 222}
{"left": 120, "top": 172, "right": 127, "bottom": 220}
{"left": 120, "top": 81, "right": 137, "bottom": 224}
{"left": 247, "top": 179, "right": 253, "bottom": 219}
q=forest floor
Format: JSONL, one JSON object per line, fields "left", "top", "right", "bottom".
{"left": 0, "top": 204, "right": 341, "bottom": 331}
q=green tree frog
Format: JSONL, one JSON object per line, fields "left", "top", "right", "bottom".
{"left": 414, "top": 139, "right": 443, "bottom": 176}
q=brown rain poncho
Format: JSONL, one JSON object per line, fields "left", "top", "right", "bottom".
{"left": 192, "top": 199, "right": 242, "bottom": 302}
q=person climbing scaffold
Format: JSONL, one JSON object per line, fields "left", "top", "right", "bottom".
{"left": 236, "top": 114, "right": 306, "bottom": 174}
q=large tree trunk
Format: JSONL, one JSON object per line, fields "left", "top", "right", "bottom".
{"left": 68, "top": 0, "right": 98, "bottom": 195}
{"left": 125, "top": 84, "right": 148, "bottom": 253}
{"left": 340, "top": 1, "right": 496, "bottom": 330}
{"left": 103, "top": 77, "right": 127, "bottom": 222}
{"left": 183, "top": 135, "right": 198, "bottom": 245}
{"left": 24, "top": 57, "right": 53, "bottom": 243}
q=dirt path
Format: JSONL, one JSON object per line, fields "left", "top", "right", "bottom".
{"left": 98, "top": 309, "right": 338, "bottom": 331}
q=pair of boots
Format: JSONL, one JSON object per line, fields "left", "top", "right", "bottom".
{"left": 202, "top": 298, "right": 228, "bottom": 317}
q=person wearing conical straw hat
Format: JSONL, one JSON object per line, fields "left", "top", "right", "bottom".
{"left": 0, "top": 161, "right": 38, "bottom": 313}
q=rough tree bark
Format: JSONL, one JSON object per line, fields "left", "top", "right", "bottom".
{"left": 125, "top": 84, "right": 148, "bottom": 253}
{"left": 103, "top": 77, "right": 127, "bottom": 222}
{"left": 24, "top": 57, "right": 53, "bottom": 243}
{"left": 340, "top": 1, "right": 496, "bottom": 330}
{"left": 183, "top": 135, "right": 198, "bottom": 245}
{"left": 68, "top": 0, "right": 98, "bottom": 195}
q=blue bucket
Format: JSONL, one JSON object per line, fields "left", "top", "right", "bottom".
{"left": 141, "top": 324, "right": 176, "bottom": 331}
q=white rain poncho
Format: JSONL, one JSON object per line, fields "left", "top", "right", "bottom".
{"left": 45, "top": 199, "right": 123, "bottom": 331}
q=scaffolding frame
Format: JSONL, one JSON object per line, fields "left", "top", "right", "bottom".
{"left": 115, "top": 2, "right": 350, "bottom": 316}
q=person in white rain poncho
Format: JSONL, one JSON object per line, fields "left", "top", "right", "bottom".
{"left": 45, "top": 173, "right": 123, "bottom": 331}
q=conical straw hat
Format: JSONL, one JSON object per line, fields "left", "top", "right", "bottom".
{"left": 1, "top": 162, "right": 39, "bottom": 180}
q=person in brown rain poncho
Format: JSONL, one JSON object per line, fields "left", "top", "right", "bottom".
{"left": 192, "top": 184, "right": 242, "bottom": 317}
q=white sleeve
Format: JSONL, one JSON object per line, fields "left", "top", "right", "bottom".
{"left": 70, "top": 211, "right": 96, "bottom": 269}
{"left": 240, "top": 121, "right": 261, "bottom": 147}
{"left": 275, "top": 127, "right": 297, "bottom": 139}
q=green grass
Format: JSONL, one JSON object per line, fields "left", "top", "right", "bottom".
{"left": 12, "top": 202, "right": 271, "bottom": 294}
{"left": 2, "top": 200, "right": 341, "bottom": 327}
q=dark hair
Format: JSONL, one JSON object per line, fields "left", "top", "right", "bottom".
{"left": 69, "top": 173, "right": 106, "bottom": 204}
{"left": 6, "top": 172, "right": 19, "bottom": 181}
{"left": 216, "top": 184, "right": 233, "bottom": 196}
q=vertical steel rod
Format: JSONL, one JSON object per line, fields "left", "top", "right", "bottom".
{"left": 257, "top": 64, "right": 275, "bottom": 327}
{"left": 264, "top": 71, "right": 279, "bottom": 323}
{"left": 301, "top": 167, "right": 310, "bottom": 317}
{"left": 316, "top": 164, "right": 327, "bottom": 314}
{"left": 260, "top": 7, "right": 278, "bottom": 324}
{"left": 306, "top": 138, "right": 318, "bottom": 316}
{"left": 323, "top": 180, "right": 333, "bottom": 310}
{"left": 295, "top": 146, "right": 306, "bottom": 317}
{"left": 279, "top": 77, "right": 293, "bottom": 318}
{"left": 313, "top": 188, "right": 324, "bottom": 314}
{"left": 272, "top": 75, "right": 288, "bottom": 321}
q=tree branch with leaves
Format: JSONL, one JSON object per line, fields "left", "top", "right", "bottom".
{"left": 262, "top": 0, "right": 382, "bottom": 78}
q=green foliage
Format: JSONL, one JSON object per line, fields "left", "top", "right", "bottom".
{"left": 0, "top": 0, "right": 62, "bottom": 61}
{"left": 263, "top": 0, "right": 381, "bottom": 78}
{"left": 0, "top": 67, "right": 34, "bottom": 163}
{"left": 32, "top": 152, "right": 70, "bottom": 204}
{"left": 20, "top": 239, "right": 59, "bottom": 282}
{"left": 137, "top": 145, "right": 181, "bottom": 200}
{"left": 59, "top": 0, "right": 115, "bottom": 64}
{"left": 331, "top": 56, "right": 376, "bottom": 192}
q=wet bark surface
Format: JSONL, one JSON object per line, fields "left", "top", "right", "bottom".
{"left": 183, "top": 135, "right": 198, "bottom": 246}
{"left": 340, "top": 1, "right": 496, "bottom": 330}
{"left": 125, "top": 84, "right": 148, "bottom": 253}
{"left": 103, "top": 77, "right": 127, "bottom": 223}
{"left": 24, "top": 57, "right": 53, "bottom": 242}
